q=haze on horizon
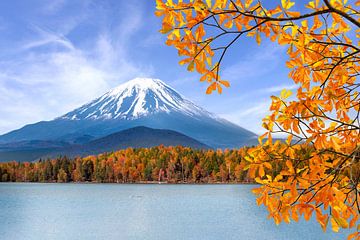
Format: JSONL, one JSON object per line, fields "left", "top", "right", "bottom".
{"left": 0, "top": 0, "right": 294, "bottom": 136}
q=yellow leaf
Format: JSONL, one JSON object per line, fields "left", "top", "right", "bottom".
{"left": 331, "top": 217, "right": 340, "bottom": 232}
{"left": 334, "top": 216, "right": 349, "bottom": 229}
{"left": 348, "top": 232, "right": 359, "bottom": 240}
{"left": 287, "top": 135, "right": 295, "bottom": 145}
{"left": 245, "top": 0, "right": 252, "bottom": 8}
{"left": 287, "top": 11, "right": 300, "bottom": 17}
{"left": 172, "top": 29, "right": 180, "bottom": 38}
{"left": 224, "top": 20, "right": 233, "bottom": 29}
{"left": 304, "top": 207, "right": 313, "bottom": 221}
{"left": 206, "top": 82, "right": 217, "bottom": 94}
{"left": 281, "top": 0, "right": 295, "bottom": 9}
{"left": 255, "top": 177, "right": 263, "bottom": 184}
{"left": 219, "top": 80, "right": 230, "bottom": 87}
{"left": 259, "top": 165, "right": 265, "bottom": 177}
{"left": 206, "top": 0, "right": 212, "bottom": 7}
{"left": 217, "top": 84, "right": 223, "bottom": 94}
{"left": 179, "top": 58, "right": 191, "bottom": 65}
{"left": 292, "top": 208, "right": 299, "bottom": 222}
{"left": 154, "top": 11, "right": 164, "bottom": 17}
{"left": 280, "top": 89, "right": 292, "bottom": 99}
{"left": 256, "top": 33, "right": 261, "bottom": 45}
{"left": 286, "top": 160, "right": 294, "bottom": 173}
{"left": 214, "top": 0, "right": 226, "bottom": 8}
{"left": 248, "top": 165, "right": 256, "bottom": 178}
{"left": 258, "top": 133, "right": 267, "bottom": 144}
{"left": 307, "top": 1, "right": 315, "bottom": 9}
{"left": 187, "top": 61, "right": 195, "bottom": 72}
{"left": 263, "top": 162, "right": 272, "bottom": 170}
{"left": 206, "top": 56, "right": 212, "bottom": 66}
{"left": 160, "top": 23, "right": 173, "bottom": 34}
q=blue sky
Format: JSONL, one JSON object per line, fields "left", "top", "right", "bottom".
{"left": 0, "top": 0, "right": 295, "bottom": 135}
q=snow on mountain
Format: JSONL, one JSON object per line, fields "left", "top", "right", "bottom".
{"left": 61, "top": 78, "right": 215, "bottom": 121}
{"left": 0, "top": 77, "right": 257, "bottom": 148}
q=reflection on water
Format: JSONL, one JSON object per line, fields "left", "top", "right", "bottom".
{"left": 0, "top": 183, "right": 352, "bottom": 240}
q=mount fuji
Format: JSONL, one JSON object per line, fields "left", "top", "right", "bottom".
{"left": 0, "top": 78, "right": 257, "bottom": 149}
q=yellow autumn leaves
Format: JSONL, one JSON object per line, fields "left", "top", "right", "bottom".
{"left": 156, "top": 0, "right": 360, "bottom": 238}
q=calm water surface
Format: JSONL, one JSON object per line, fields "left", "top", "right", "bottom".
{"left": 0, "top": 183, "right": 352, "bottom": 240}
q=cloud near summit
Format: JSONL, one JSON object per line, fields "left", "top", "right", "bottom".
{"left": 0, "top": 1, "right": 154, "bottom": 134}
{"left": 0, "top": 0, "right": 293, "bottom": 136}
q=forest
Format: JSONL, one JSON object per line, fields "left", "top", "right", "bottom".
{"left": 0, "top": 145, "right": 259, "bottom": 183}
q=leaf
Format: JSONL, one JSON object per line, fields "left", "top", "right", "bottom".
{"left": 206, "top": 0, "right": 212, "bottom": 7}
{"left": 281, "top": 0, "right": 295, "bottom": 9}
{"left": 256, "top": 33, "right": 261, "bottom": 45}
{"left": 206, "top": 56, "right": 212, "bottom": 66}
{"left": 285, "top": 160, "right": 294, "bottom": 173}
{"left": 172, "top": 29, "right": 180, "bottom": 38}
{"left": 217, "top": 84, "right": 223, "bottom": 94}
{"left": 219, "top": 80, "right": 230, "bottom": 87}
{"left": 224, "top": 19, "right": 233, "bottom": 29}
{"left": 304, "top": 207, "right": 313, "bottom": 221}
{"left": 258, "top": 165, "right": 265, "bottom": 177}
{"left": 333, "top": 216, "right": 349, "bottom": 229}
{"left": 306, "top": 1, "right": 315, "bottom": 9}
{"left": 248, "top": 165, "right": 256, "bottom": 178}
{"left": 263, "top": 162, "right": 272, "bottom": 170}
{"left": 287, "top": 11, "right": 300, "bottom": 17}
{"left": 286, "top": 135, "right": 293, "bottom": 145}
{"left": 331, "top": 217, "right": 340, "bottom": 232}
{"left": 245, "top": 0, "right": 252, "bottom": 8}
{"left": 280, "top": 89, "right": 292, "bottom": 99}
{"left": 206, "top": 82, "right": 217, "bottom": 94}
{"left": 155, "top": 1, "right": 360, "bottom": 236}
{"left": 187, "top": 61, "right": 195, "bottom": 72}
{"left": 347, "top": 232, "right": 360, "bottom": 240}
{"left": 160, "top": 23, "right": 173, "bottom": 34}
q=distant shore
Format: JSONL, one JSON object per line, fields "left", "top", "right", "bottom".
{"left": 0, "top": 181, "right": 256, "bottom": 185}
{"left": 0, "top": 146, "right": 257, "bottom": 184}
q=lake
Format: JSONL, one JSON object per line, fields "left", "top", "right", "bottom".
{"left": 0, "top": 183, "right": 351, "bottom": 240}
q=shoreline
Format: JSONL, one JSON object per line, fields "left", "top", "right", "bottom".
{"left": 0, "top": 181, "right": 257, "bottom": 185}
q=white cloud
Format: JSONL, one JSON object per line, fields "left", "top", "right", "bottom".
{"left": 220, "top": 100, "right": 270, "bottom": 134}
{"left": 141, "top": 34, "right": 164, "bottom": 47}
{"left": 222, "top": 42, "right": 286, "bottom": 81}
{"left": 260, "top": 84, "right": 297, "bottom": 93}
{"left": 42, "top": 0, "right": 67, "bottom": 14}
{"left": 0, "top": 2, "right": 153, "bottom": 134}
{"left": 22, "top": 25, "right": 75, "bottom": 51}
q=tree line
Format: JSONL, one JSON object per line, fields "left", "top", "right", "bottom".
{"left": 0, "top": 145, "right": 267, "bottom": 183}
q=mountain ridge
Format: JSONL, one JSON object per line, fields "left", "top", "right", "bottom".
{"left": 0, "top": 77, "right": 257, "bottom": 149}
{"left": 0, "top": 126, "right": 210, "bottom": 162}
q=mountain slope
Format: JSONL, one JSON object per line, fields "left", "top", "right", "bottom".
{"left": 61, "top": 78, "right": 212, "bottom": 120}
{"left": 50, "top": 126, "right": 210, "bottom": 158}
{"left": 0, "top": 78, "right": 257, "bottom": 148}
{"left": 0, "top": 127, "right": 210, "bottom": 162}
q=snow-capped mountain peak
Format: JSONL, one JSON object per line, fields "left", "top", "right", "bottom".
{"left": 1, "top": 77, "right": 257, "bottom": 149}
{"left": 61, "top": 78, "right": 213, "bottom": 120}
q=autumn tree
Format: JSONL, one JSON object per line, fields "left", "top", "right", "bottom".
{"left": 57, "top": 169, "right": 68, "bottom": 183}
{"left": 156, "top": 0, "right": 360, "bottom": 238}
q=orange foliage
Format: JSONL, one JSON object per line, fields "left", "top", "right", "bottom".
{"left": 156, "top": 0, "right": 360, "bottom": 238}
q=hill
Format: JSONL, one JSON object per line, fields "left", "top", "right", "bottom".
{"left": 0, "top": 126, "right": 209, "bottom": 162}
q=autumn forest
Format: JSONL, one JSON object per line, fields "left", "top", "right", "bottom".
{"left": 0, "top": 146, "right": 256, "bottom": 183}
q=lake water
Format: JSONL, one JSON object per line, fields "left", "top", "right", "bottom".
{"left": 0, "top": 183, "right": 352, "bottom": 240}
